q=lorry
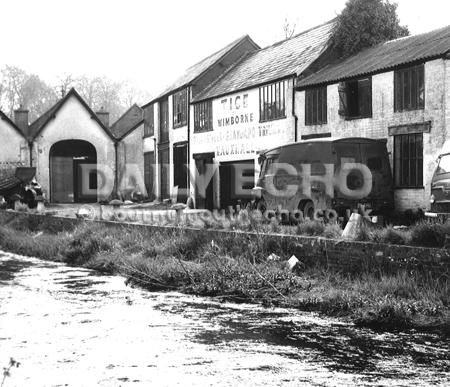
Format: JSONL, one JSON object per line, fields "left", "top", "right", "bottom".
{"left": 253, "top": 137, "right": 394, "bottom": 221}
{"left": 0, "top": 167, "right": 42, "bottom": 209}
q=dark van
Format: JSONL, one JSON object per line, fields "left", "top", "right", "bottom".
{"left": 254, "top": 137, "right": 394, "bottom": 219}
{"left": 428, "top": 151, "right": 450, "bottom": 215}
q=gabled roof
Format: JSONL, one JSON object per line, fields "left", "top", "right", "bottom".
{"left": 192, "top": 20, "right": 335, "bottom": 103}
{"left": 297, "top": 24, "right": 450, "bottom": 89}
{"left": 28, "top": 88, "right": 115, "bottom": 140}
{"left": 143, "top": 35, "right": 259, "bottom": 106}
{"left": 0, "top": 110, "right": 27, "bottom": 139}
{"left": 109, "top": 104, "right": 143, "bottom": 140}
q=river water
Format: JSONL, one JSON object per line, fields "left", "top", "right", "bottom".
{"left": 0, "top": 251, "right": 449, "bottom": 386}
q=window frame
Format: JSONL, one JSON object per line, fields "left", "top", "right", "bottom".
{"left": 143, "top": 104, "right": 154, "bottom": 138}
{"left": 394, "top": 64, "right": 425, "bottom": 112}
{"left": 159, "top": 99, "right": 169, "bottom": 143}
{"left": 172, "top": 89, "right": 188, "bottom": 128}
{"left": 393, "top": 132, "right": 423, "bottom": 189}
{"left": 259, "top": 80, "right": 286, "bottom": 123}
{"left": 338, "top": 77, "right": 372, "bottom": 120}
{"left": 305, "top": 86, "right": 327, "bottom": 126}
{"left": 193, "top": 100, "right": 213, "bottom": 133}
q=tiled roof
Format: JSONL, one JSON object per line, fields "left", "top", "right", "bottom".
{"left": 148, "top": 35, "right": 259, "bottom": 103}
{"left": 193, "top": 20, "right": 335, "bottom": 102}
{"left": 109, "top": 104, "right": 143, "bottom": 139}
{"left": 28, "top": 88, "right": 115, "bottom": 140}
{"left": 297, "top": 24, "right": 450, "bottom": 89}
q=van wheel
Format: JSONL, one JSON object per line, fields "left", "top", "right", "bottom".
{"left": 301, "top": 201, "right": 315, "bottom": 220}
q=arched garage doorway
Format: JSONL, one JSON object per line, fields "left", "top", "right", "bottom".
{"left": 49, "top": 140, "right": 97, "bottom": 203}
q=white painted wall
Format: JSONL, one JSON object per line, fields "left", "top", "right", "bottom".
{"left": 117, "top": 123, "right": 147, "bottom": 198}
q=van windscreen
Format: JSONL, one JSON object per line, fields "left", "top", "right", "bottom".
{"left": 437, "top": 155, "right": 450, "bottom": 174}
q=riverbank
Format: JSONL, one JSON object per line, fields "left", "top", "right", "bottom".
{"left": 0, "top": 211, "right": 449, "bottom": 335}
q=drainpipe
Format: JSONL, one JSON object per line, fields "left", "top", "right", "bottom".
{"left": 28, "top": 141, "right": 33, "bottom": 167}
{"left": 113, "top": 141, "right": 119, "bottom": 200}
{"left": 292, "top": 77, "right": 298, "bottom": 142}
{"left": 187, "top": 87, "right": 191, "bottom": 196}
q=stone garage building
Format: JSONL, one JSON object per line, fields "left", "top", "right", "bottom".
{"left": 27, "top": 88, "right": 116, "bottom": 203}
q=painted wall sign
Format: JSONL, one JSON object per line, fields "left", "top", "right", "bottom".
{"left": 192, "top": 86, "right": 295, "bottom": 161}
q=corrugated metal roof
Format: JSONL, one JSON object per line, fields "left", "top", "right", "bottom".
{"left": 149, "top": 35, "right": 259, "bottom": 102}
{"left": 192, "top": 20, "right": 335, "bottom": 102}
{"left": 109, "top": 104, "right": 143, "bottom": 139}
{"left": 297, "top": 24, "right": 450, "bottom": 89}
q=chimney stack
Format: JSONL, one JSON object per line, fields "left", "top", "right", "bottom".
{"left": 96, "top": 107, "right": 109, "bottom": 128}
{"left": 14, "top": 106, "right": 29, "bottom": 136}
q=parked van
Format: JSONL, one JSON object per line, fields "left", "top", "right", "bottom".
{"left": 428, "top": 144, "right": 450, "bottom": 216}
{"left": 254, "top": 138, "right": 394, "bottom": 219}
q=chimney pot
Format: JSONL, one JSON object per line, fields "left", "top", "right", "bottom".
{"left": 14, "top": 107, "right": 29, "bottom": 136}
{"left": 96, "top": 108, "right": 109, "bottom": 128}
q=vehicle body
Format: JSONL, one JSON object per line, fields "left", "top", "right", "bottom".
{"left": 254, "top": 137, "right": 394, "bottom": 219}
{"left": 0, "top": 167, "right": 42, "bottom": 209}
{"left": 428, "top": 149, "right": 450, "bottom": 217}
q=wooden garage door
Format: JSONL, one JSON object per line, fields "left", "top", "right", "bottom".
{"left": 51, "top": 156, "right": 74, "bottom": 203}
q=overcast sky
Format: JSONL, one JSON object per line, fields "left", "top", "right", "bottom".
{"left": 1, "top": 0, "right": 449, "bottom": 100}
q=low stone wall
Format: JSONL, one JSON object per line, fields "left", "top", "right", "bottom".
{"left": 0, "top": 210, "right": 449, "bottom": 275}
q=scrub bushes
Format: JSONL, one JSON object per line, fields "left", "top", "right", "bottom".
{"left": 1, "top": 212, "right": 450, "bottom": 335}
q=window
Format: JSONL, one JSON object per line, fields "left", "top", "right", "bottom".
{"left": 305, "top": 86, "right": 327, "bottom": 125}
{"left": 259, "top": 80, "right": 286, "bottom": 122}
{"left": 338, "top": 77, "right": 372, "bottom": 119}
{"left": 159, "top": 99, "right": 169, "bottom": 143}
{"left": 394, "top": 133, "right": 423, "bottom": 188}
{"left": 394, "top": 64, "right": 424, "bottom": 112}
{"left": 194, "top": 101, "right": 213, "bottom": 132}
{"left": 88, "top": 170, "right": 97, "bottom": 190}
{"left": 173, "top": 89, "right": 187, "bottom": 128}
{"left": 144, "top": 104, "right": 154, "bottom": 137}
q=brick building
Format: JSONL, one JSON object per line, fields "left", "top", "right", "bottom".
{"left": 296, "top": 25, "right": 450, "bottom": 211}
{"left": 189, "top": 21, "right": 334, "bottom": 209}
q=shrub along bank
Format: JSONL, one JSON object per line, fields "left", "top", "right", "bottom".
{"left": 0, "top": 211, "right": 449, "bottom": 335}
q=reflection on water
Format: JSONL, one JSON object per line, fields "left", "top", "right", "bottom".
{"left": 0, "top": 251, "right": 449, "bottom": 386}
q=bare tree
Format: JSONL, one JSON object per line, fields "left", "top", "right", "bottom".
{"left": 283, "top": 17, "right": 296, "bottom": 39}
{"left": 56, "top": 73, "right": 76, "bottom": 98}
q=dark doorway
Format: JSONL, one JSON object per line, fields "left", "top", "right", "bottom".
{"left": 194, "top": 153, "right": 215, "bottom": 210}
{"left": 173, "top": 142, "right": 188, "bottom": 203}
{"left": 158, "top": 146, "right": 170, "bottom": 200}
{"left": 219, "top": 160, "right": 255, "bottom": 210}
{"left": 144, "top": 151, "right": 155, "bottom": 200}
{"left": 49, "top": 140, "right": 97, "bottom": 203}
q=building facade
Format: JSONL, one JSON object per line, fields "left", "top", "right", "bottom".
{"left": 142, "top": 35, "right": 260, "bottom": 203}
{"left": 189, "top": 21, "right": 334, "bottom": 209}
{"left": 296, "top": 26, "right": 450, "bottom": 211}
